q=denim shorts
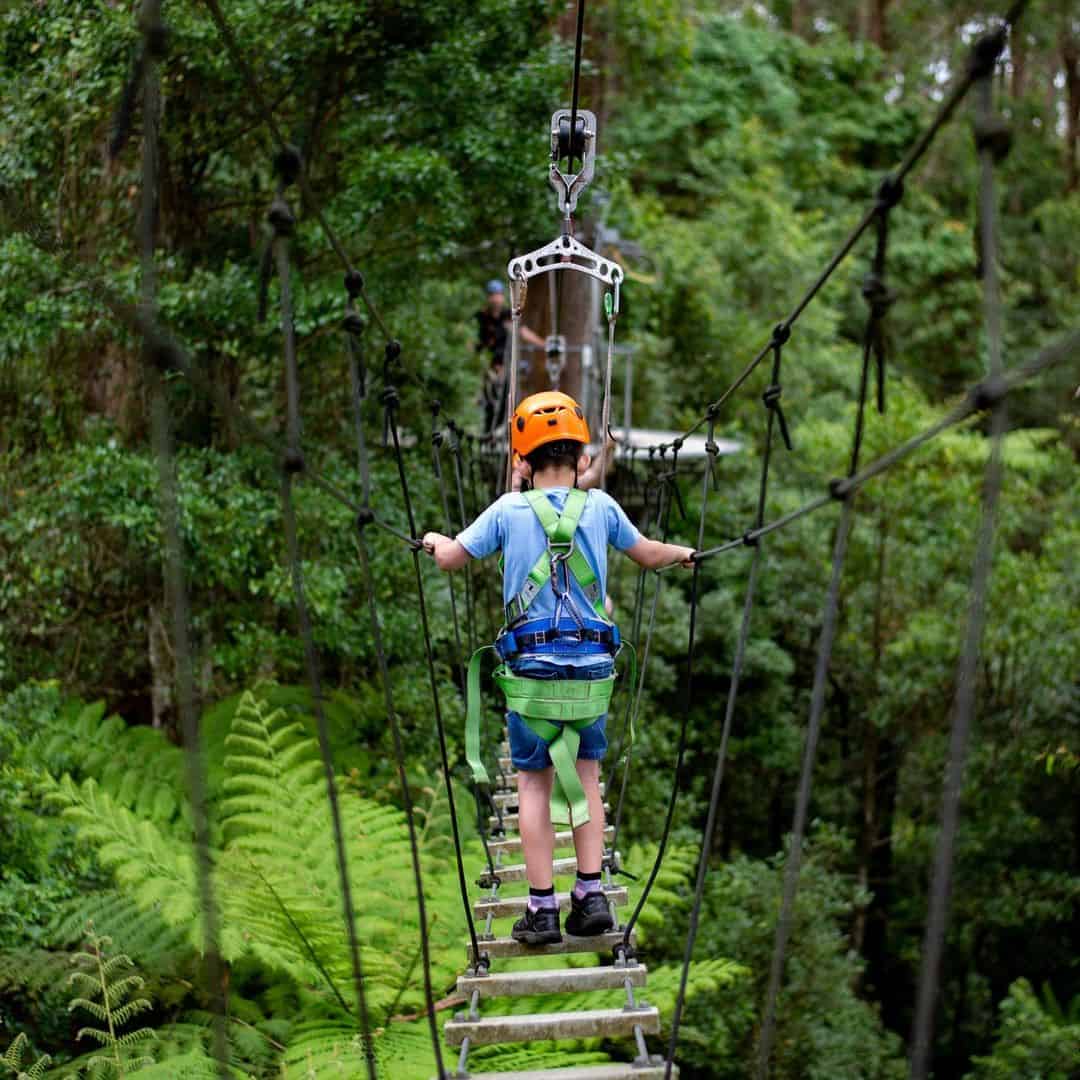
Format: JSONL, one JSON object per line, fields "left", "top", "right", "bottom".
{"left": 506, "top": 657, "right": 614, "bottom": 772}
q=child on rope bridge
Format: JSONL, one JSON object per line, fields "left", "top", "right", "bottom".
{"left": 423, "top": 391, "right": 694, "bottom": 946}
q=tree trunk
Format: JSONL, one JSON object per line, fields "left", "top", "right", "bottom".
{"left": 1063, "top": 30, "right": 1080, "bottom": 192}
{"left": 865, "top": 0, "right": 890, "bottom": 51}
{"left": 791, "top": 0, "right": 811, "bottom": 39}
{"left": 1010, "top": 30, "right": 1027, "bottom": 99}
{"left": 148, "top": 602, "right": 172, "bottom": 730}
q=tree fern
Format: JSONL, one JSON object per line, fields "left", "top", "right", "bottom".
{"left": 67, "top": 928, "right": 156, "bottom": 1077}
{"left": 42, "top": 777, "right": 200, "bottom": 934}
{"left": 48, "top": 893, "right": 192, "bottom": 976}
{"left": 33, "top": 703, "right": 189, "bottom": 833}
{"left": 0, "top": 1033, "right": 51, "bottom": 1079}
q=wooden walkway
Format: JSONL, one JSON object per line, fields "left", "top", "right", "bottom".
{"left": 439, "top": 738, "right": 677, "bottom": 1078}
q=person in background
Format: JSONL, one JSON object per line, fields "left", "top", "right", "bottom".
{"left": 477, "top": 279, "right": 544, "bottom": 434}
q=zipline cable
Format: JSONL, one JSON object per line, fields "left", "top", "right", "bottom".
{"left": 344, "top": 308, "right": 447, "bottom": 1078}
{"left": 567, "top": 0, "right": 587, "bottom": 178}
{"left": 909, "top": 47, "right": 1010, "bottom": 1079}
{"left": 133, "top": 4, "right": 230, "bottom": 1073}
{"left": 268, "top": 158, "right": 377, "bottom": 1075}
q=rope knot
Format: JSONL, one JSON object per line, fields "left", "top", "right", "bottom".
{"left": 672, "top": 437, "right": 684, "bottom": 453}
{"left": 344, "top": 269, "right": 365, "bottom": 298}
{"left": 355, "top": 507, "right": 375, "bottom": 531}
{"left": 381, "top": 387, "right": 400, "bottom": 412}
{"left": 706, "top": 402, "right": 722, "bottom": 422}
{"left": 771, "top": 323, "right": 791, "bottom": 348}
{"left": 267, "top": 197, "right": 295, "bottom": 236}
{"left": 143, "top": 18, "right": 170, "bottom": 60}
{"left": 384, "top": 339, "right": 402, "bottom": 364}
{"left": 283, "top": 449, "right": 305, "bottom": 475}
{"left": 974, "top": 115, "right": 1013, "bottom": 162}
{"left": 431, "top": 400, "right": 442, "bottom": 417}
{"left": 432, "top": 430, "right": 445, "bottom": 448}
{"left": 762, "top": 385, "right": 793, "bottom": 451}
{"left": 273, "top": 145, "right": 303, "bottom": 187}
{"left": 970, "top": 374, "right": 1008, "bottom": 412}
{"left": 742, "top": 529, "right": 759, "bottom": 548}
{"left": 969, "top": 28, "right": 1006, "bottom": 80}
{"left": 342, "top": 311, "right": 365, "bottom": 336}
{"left": 829, "top": 477, "right": 851, "bottom": 502}
{"left": 876, "top": 175, "right": 904, "bottom": 212}
{"left": 861, "top": 272, "right": 895, "bottom": 318}
{"left": 762, "top": 384, "right": 783, "bottom": 409}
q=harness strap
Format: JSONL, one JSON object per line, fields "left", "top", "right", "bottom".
{"left": 505, "top": 489, "right": 609, "bottom": 626}
{"left": 495, "top": 668, "right": 615, "bottom": 827}
{"left": 465, "top": 646, "right": 496, "bottom": 787}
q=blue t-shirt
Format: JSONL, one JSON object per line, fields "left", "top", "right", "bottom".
{"left": 457, "top": 487, "right": 643, "bottom": 668}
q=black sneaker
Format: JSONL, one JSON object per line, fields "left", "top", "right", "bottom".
{"left": 511, "top": 905, "right": 562, "bottom": 946}
{"left": 564, "top": 890, "right": 614, "bottom": 937}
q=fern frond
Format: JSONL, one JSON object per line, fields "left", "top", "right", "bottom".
{"left": 48, "top": 892, "right": 192, "bottom": 974}
{"left": 0, "top": 1033, "right": 53, "bottom": 1080}
{"left": 34, "top": 701, "right": 190, "bottom": 833}
{"left": 44, "top": 776, "right": 203, "bottom": 941}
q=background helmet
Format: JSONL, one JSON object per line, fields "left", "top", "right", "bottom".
{"left": 485, "top": 279, "right": 505, "bottom": 295}
{"left": 511, "top": 391, "right": 590, "bottom": 458}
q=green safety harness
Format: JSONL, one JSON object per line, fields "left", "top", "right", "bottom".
{"left": 465, "top": 488, "right": 634, "bottom": 828}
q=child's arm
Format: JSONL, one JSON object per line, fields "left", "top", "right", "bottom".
{"left": 624, "top": 538, "right": 696, "bottom": 571}
{"left": 422, "top": 532, "right": 472, "bottom": 571}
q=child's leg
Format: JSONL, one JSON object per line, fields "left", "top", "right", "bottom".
{"left": 571, "top": 758, "right": 605, "bottom": 875}
{"left": 516, "top": 766, "right": 555, "bottom": 889}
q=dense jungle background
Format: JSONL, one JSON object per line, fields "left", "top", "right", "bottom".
{"left": 1, "top": 0, "right": 1078, "bottom": 1077}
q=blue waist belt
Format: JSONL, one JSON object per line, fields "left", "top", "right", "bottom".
{"left": 496, "top": 618, "right": 620, "bottom": 661}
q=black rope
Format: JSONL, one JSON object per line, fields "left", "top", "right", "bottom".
{"left": 382, "top": 349, "right": 487, "bottom": 972}
{"left": 447, "top": 422, "right": 478, "bottom": 657}
{"left": 430, "top": 404, "right": 501, "bottom": 874}
{"left": 342, "top": 275, "right": 446, "bottom": 1076}
{"left": 607, "top": 467, "right": 671, "bottom": 860}
{"left": 133, "top": 6, "right": 230, "bottom": 1073}
{"left": 567, "top": 0, "right": 587, "bottom": 177}
{"left": 603, "top": 458, "right": 659, "bottom": 799}
{"left": 619, "top": 440, "right": 706, "bottom": 953}
{"left": 756, "top": 174, "right": 899, "bottom": 1080}
{"left": 666, "top": 337, "right": 796, "bottom": 1073}
{"left": 909, "top": 53, "right": 1010, "bottom": 1080}
{"left": 268, "top": 163, "right": 377, "bottom": 1076}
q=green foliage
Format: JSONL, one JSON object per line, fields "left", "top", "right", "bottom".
{"left": 966, "top": 979, "right": 1080, "bottom": 1080}
{"left": 67, "top": 928, "right": 156, "bottom": 1077}
{"left": 0, "top": 1034, "right": 51, "bottom": 1080}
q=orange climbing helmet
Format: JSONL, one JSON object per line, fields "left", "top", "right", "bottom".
{"left": 510, "top": 391, "right": 590, "bottom": 459}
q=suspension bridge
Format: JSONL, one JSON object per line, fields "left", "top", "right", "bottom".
{"left": 2, "top": 0, "right": 1076, "bottom": 1077}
